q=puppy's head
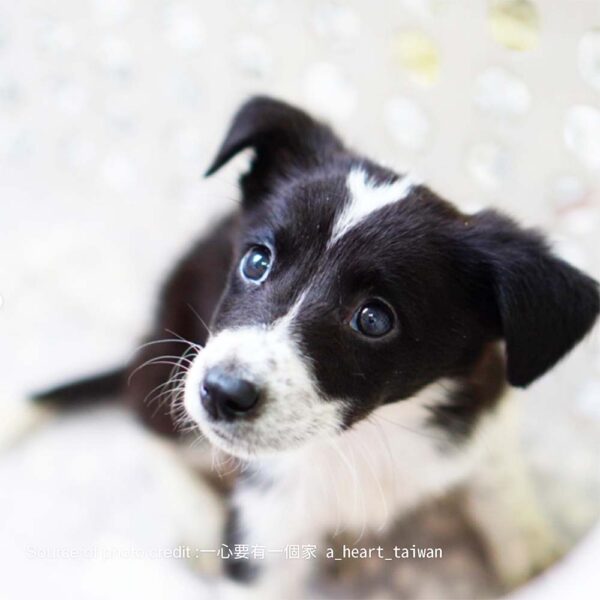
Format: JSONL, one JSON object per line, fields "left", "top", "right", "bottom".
{"left": 184, "top": 96, "right": 599, "bottom": 459}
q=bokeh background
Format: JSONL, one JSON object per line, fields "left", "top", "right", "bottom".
{"left": 1, "top": 1, "right": 600, "bottom": 598}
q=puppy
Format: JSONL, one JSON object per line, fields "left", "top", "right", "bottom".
{"left": 37, "top": 96, "right": 599, "bottom": 597}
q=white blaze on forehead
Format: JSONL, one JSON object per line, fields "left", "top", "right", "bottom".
{"left": 330, "top": 168, "right": 417, "bottom": 245}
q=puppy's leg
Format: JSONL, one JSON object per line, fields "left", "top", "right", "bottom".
{"left": 220, "top": 479, "right": 322, "bottom": 599}
{"left": 466, "top": 395, "right": 565, "bottom": 590}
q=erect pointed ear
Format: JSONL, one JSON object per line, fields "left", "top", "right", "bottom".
{"left": 205, "top": 96, "right": 344, "bottom": 199}
{"left": 467, "top": 210, "right": 599, "bottom": 387}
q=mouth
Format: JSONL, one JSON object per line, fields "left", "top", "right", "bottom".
{"left": 198, "top": 419, "right": 259, "bottom": 460}
{"left": 197, "top": 413, "right": 320, "bottom": 461}
{"left": 210, "top": 426, "right": 233, "bottom": 443}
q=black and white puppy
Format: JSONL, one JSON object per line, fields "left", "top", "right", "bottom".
{"left": 39, "top": 96, "right": 599, "bottom": 597}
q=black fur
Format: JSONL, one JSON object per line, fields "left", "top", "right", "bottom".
{"left": 206, "top": 95, "right": 345, "bottom": 206}
{"left": 33, "top": 97, "right": 600, "bottom": 590}
{"left": 223, "top": 506, "right": 259, "bottom": 583}
{"left": 464, "top": 210, "right": 600, "bottom": 386}
{"left": 32, "top": 368, "right": 125, "bottom": 407}
{"left": 35, "top": 95, "right": 599, "bottom": 443}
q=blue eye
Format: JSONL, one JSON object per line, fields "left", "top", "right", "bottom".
{"left": 240, "top": 245, "right": 272, "bottom": 283}
{"left": 351, "top": 300, "right": 396, "bottom": 338}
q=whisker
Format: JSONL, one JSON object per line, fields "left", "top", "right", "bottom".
{"left": 328, "top": 437, "right": 364, "bottom": 541}
{"left": 143, "top": 371, "right": 188, "bottom": 411}
{"left": 373, "top": 414, "right": 447, "bottom": 443}
{"left": 368, "top": 416, "right": 399, "bottom": 507}
{"left": 164, "top": 328, "right": 200, "bottom": 347}
{"left": 127, "top": 358, "right": 190, "bottom": 386}
{"left": 133, "top": 338, "right": 197, "bottom": 353}
{"left": 187, "top": 303, "right": 213, "bottom": 337}
{"left": 353, "top": 431, "right": 389, "bottom": 534}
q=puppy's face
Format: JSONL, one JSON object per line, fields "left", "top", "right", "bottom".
{"left": 184, "top": 97, "right": 599, "bottom": 459}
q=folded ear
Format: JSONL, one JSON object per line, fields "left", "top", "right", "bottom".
{"left": 468, "top": 210, "right": 599, "bottom": 387}
{"left": 205, "top": 96, "right": 344, "bottom": 200}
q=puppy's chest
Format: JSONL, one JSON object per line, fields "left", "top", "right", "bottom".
{"left": 237, "top": 394, "right": 482, "bottom": 541}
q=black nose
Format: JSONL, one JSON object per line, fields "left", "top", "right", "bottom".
{"left": 200, "top": 368, "right": 259, "bottom": 420}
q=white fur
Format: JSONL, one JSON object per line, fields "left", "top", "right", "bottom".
{"left": 222, "top": 389, "right": 561, "bottom": 599}
{"left": 222, "top": 381, "right": 501, "bottom": 599}
{"left": 182, "top": 327, "right": 559, "bottom": 598}
{"left": 235, "top": 380, "right": 477, "bottom": 545}
{"left": 181, "top": 261, "right": 559, "bottom": 596}
{"left": 329, "top": 168, "right": 417, "bottom": 245}
{"left": 183, "top": 299, "right": 344, "bottom": 459}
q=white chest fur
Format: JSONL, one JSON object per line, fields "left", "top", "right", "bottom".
{"left": 233, "top": 382, "right": 492, "bottom": 550}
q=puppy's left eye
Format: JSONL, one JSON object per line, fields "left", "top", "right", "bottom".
{"left": 351, "top": 300, "right": 396, "bottom": 338}
{"left": 240, "top": 245, "right": 272, "bottom": 283}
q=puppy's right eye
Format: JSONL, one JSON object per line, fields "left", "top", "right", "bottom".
{"left": 350, "top": 299, "right": 396, "bottom": 338}
{"left": 240, "top": 245, "right": 272, "bottom": 283}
